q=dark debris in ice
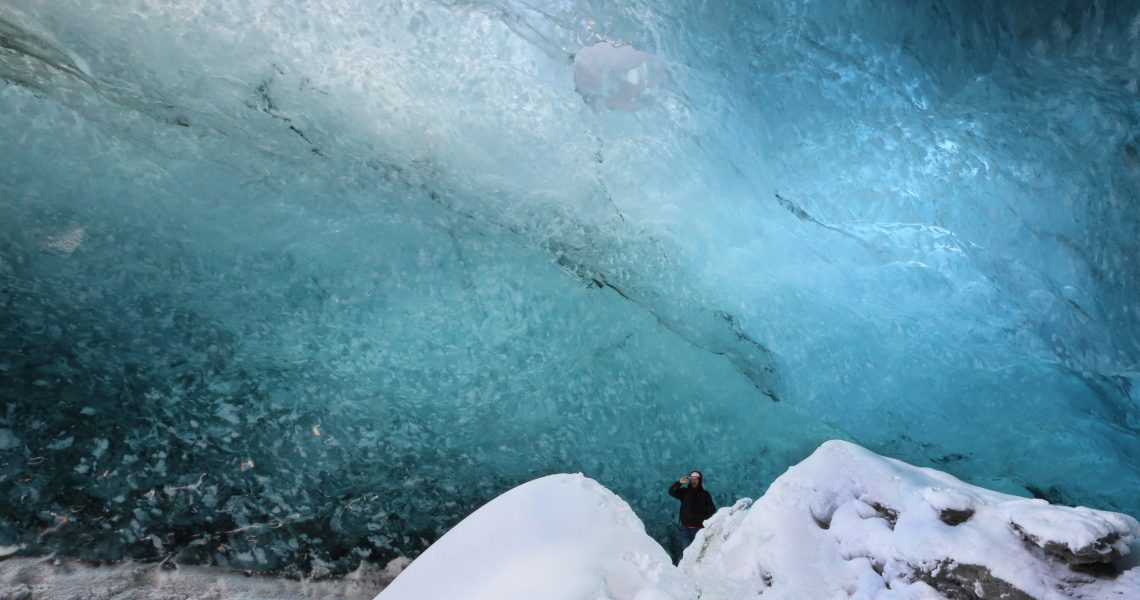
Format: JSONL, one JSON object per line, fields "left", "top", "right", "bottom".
{"left": 938, "top": 508, "right": 974, "bottom": 526}
{"left": 914, "top": 560, "right": 1034, "bottom": 600}
{"left": 554, "top": 254, "right": 784, "bottom": 402}
{"left": 870, "top": 502, "right": 899, "bottom": 529}
{"left": 248, "top": 72, "right": 325, "bottom": 158}
{"left": 1011, "top": 522, "right": 1126, "bottom": 567}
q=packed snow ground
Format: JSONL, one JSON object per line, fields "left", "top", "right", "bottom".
{"left": 0, "top": 555, "right": 405, "bottom": 600}
{"left": 379, "top": 441, "right": 1140, "bottom": 600}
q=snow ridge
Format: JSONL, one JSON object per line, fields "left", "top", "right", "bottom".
{"left": 684, "top": 440, "right": 1140, "bottom": 599}
{"left": 379, "top": 441, "right": 1140, "bottom": 600}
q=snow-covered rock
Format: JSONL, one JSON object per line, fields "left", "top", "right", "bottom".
{"left": 376, "top": 441, "right": 1140, "bottom": 599}
{"left": 375, "top": 473, "right": 694, "bottom": 600}
{"left": 682, "top": 440, "right": 1140, "bottom": 599}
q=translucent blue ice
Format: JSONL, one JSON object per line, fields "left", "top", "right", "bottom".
{"left": 1, "top": 0, "right": 1137, "bottom": 574}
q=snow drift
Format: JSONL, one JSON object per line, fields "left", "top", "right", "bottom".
{"left": 379, "top": 441, "right": 1140, "bottom": 599}
{"left": 375, "top": 473, "right": 693, "bottom": 600}
{"left": 684, "top": 440, "right": 1140, "bottom": 599}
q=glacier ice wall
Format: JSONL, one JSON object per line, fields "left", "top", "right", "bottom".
{"left": 1, "top": 0, "right": 1138, "bottom": 574}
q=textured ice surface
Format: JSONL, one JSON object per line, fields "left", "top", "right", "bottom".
{"left": 1, "top": 0, "right": 1139, "bottom": 575}
{"left": 682, "top": 440, "right": 1140, "bottom": 599}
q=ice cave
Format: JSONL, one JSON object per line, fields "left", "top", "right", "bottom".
{"left": 1, "top": 0, "right": 1139, "bottom": 597}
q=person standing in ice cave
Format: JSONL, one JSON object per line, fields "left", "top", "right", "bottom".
{"left": 668, "top": 470, "right": 716, "bottom": 561}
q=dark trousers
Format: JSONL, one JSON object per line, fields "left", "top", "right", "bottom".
{"left": 672, "top": 525, "right": 702, "bottom": 563}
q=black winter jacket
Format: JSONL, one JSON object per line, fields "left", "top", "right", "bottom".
{"left": 669, "top": 481, "right": 716, "bottom": 528}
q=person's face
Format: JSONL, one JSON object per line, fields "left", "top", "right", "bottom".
{"left": 689, "top": 476, "right": 701, "bottom": 486}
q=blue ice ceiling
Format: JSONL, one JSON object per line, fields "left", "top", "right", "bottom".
{"left": 1, "top": 0, "right": 1138, "bottom": 574}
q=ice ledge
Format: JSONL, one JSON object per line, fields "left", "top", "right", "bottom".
{"left": 377, "top": 441, "right": 1140, "bottom": 599}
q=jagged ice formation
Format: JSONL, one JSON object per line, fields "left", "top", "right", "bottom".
{"left": 1, "top": 0, "right": 1139, "bottom": 575}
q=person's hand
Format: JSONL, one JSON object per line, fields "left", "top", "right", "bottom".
{"left": 679, "top": 476, "right": 690, "bottom": 484}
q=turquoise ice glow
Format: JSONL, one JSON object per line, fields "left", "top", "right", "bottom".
{"left": 1, "top": 0, "right": 1138, "bottom": 574}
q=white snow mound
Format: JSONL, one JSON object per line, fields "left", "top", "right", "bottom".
{"left": 374, "top": 473, "right": 695, "bottom": 600}
{"left": 681, "top": 440, "right": 1140, "bottom": 599}
{"left": 377, "top": 441, "right": 1140, "bottom": 600}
